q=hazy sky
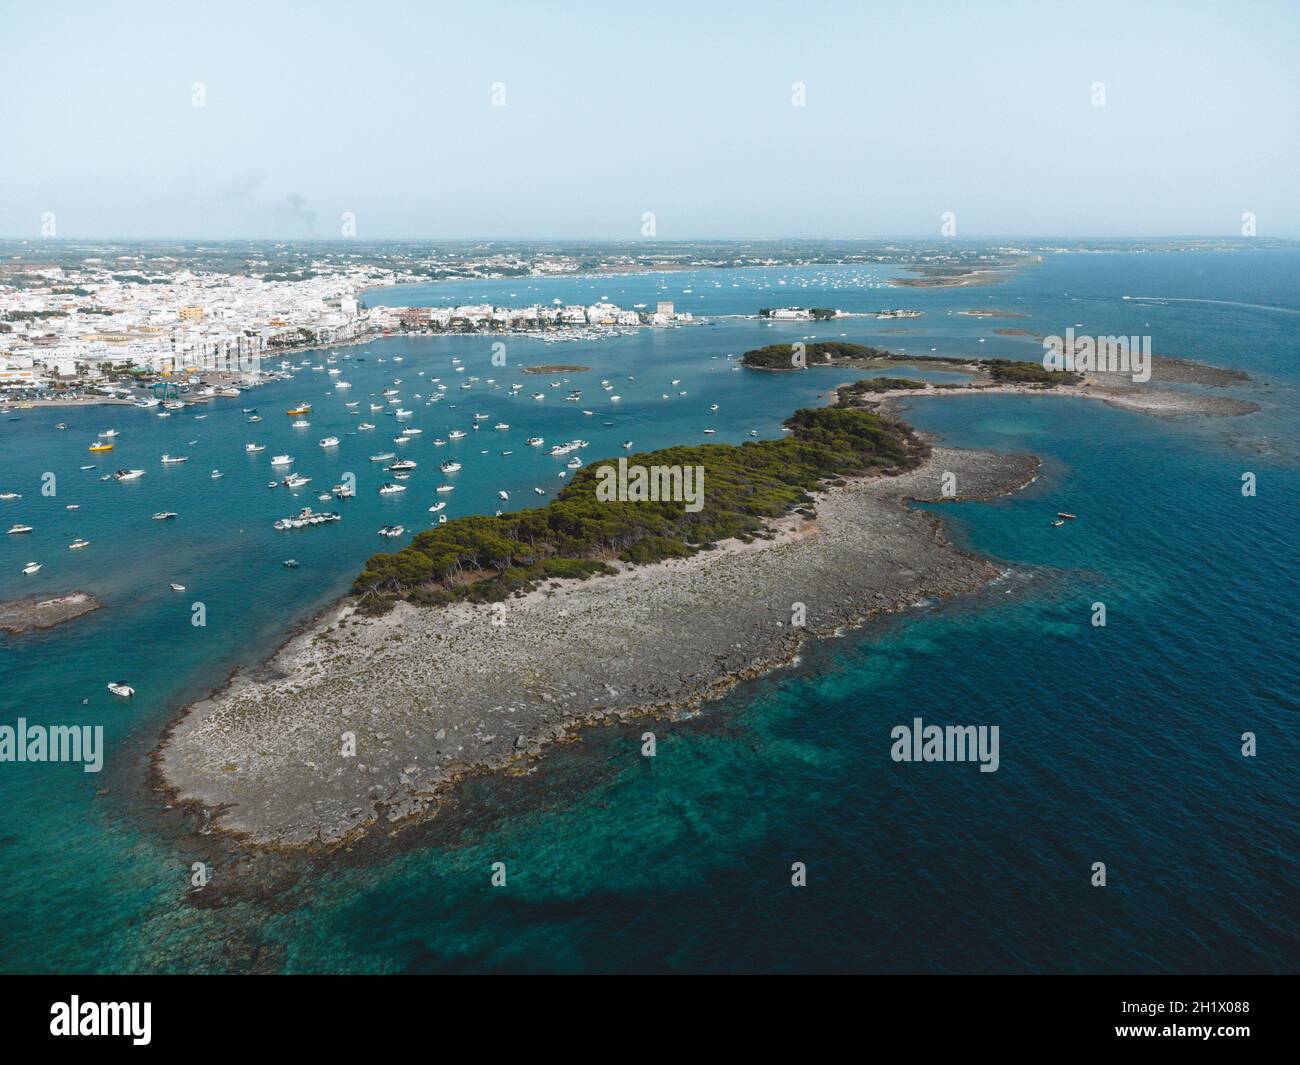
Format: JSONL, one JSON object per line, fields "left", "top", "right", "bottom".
{"left": 2, "top": 0, "right": 1297, "bottom": 239}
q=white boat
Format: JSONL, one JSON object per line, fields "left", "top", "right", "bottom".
{"left": 440, "top": 461, "right": 462, "bottom": 473}
{"left": 370, "top": 452, "right": 396, "bottom": 462}
{"left": 211, "top": 470, "right": 222, "bottom": 479}
{"left": 152, "top": 511, "right": 177, "bottom": 521}
{"left": 436, "top": 484, "right": 455, "bottom": 494}
{"left": 379, "top": 483, "right": 407, "bottom": 495}
{"left": 566, "top": 457, "right": 582, "bottom": 469}
{"left": 428, "top": 501, "right": 446, "bottom": 513}
{"left": 170, "top": 582, "right": 186, "bottom": 592}
{"left": 291, "top": 419, "right": 311, "bottom": 428}
{"left": 532, "top": 392, "right": 545, "bottom": 400}
{"left": 498, "top": 490, "right": 509, "bottom": 501}
{"left": 610, "top": 395, "right": 621, "bottom": 402}
{"left": 283, "top": 474, "right": 312, "bottom": 489}
{"left": 99, "top": 429, "right": 119, "bottom": 438}
{"left": 270, "top": 455, "right": 293, "bottom": 466}
{"left": 401, "top": 427, "right": 423, "bottom": 436}
{"left": 107, "top": 682, "right": 135, "bottom": 698}
{"left": 395, "top": 409, "right": 413, "bottom": 418}
{"left": 534, "top": 487, "right": 545, "bottom": 495}
{"left": 22, "top": 562, "right": 41, "bottom": 574}
{"left": 0, "top": 492, "right": 21, "bottom": 500}
{"left": 357, "top": 423, "right": 376, "bottom": 431}
{"left": 69, "top": 538, "right": 90, "bottom": 550}
{"left": 622, "top": 440, "right": 633, "bottom": 449}
{"left": 319, "top": 436, "right": 340, "bottom": 448}
{"left": 378, "top": 525, "right": 405, "bottom": 537}
{"left": 273, "top": 507, "right": 341, "bottom": 531}
{"left": 448, "top": 430, "right": 467, "bottom": 440}
{"left": 526, "top": 437, "right": 544, "bottom": 447}
{"left": 114, "top": 469, "right": 145, "bottom": 481}
{"left": 246, "top": 443, "right": 266, "bottom": 452}
{"left": 7, "top": 524, "right": 33, "bottom": 534}
{"left": 494, "top": 423, "right": 510, "bottom": 430}
{"left": 438, "top": 514, "right": 447, "bottom": 524}
{"left": 710, "top": 404, "right": 719, "bottom": 411}
{"left": 160, "top": 454, "right": 188, "bottom": 465}
{"left": 388, "top": 459, "right": 417, "bottom": 471}
{"left": 331, "top": 484, "right": 356, "bottom": 498}
{"left": 703, "top": 428, "right": 717, "bottom": 434}
{"left": 473, "top": 413, "right": 490, "bottom": 420}
{"left": 335, "top": 381, "right": 352, "bottom": 389}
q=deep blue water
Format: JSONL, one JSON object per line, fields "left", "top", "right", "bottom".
{"left": 0, "top": 251, "right": 1295, "bottom": 973}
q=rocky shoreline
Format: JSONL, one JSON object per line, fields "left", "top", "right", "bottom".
{"left": 157, "top": 443, "right": 1039, "bottom": 847}
{"left": 830, "top": 353, "right": 1258, "bottom": 420}
{"left": 0, "top": 592, "right": 101, "bottom": 635}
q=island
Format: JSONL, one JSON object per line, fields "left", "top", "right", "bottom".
{"left": 155, "top": 339, "right": 1256, "bottom": 847}
{"left": 157, "top": 398, "right": 1039, "bottom": 846}
{"left": 739, "top": 342, "right": 1255, "bottom": 418}
{"left": 0, "top": 592, "right": 102, "bottom": 635}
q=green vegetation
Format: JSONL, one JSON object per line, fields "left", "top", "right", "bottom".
{"left": 741, "top": 341, "right": 895, "bottom": 369}
{"left": 741, "top": 343, "right": 1076, "bottom": 388}
{"left": 354, "top": 405, "right": 927, "bottom": 613}
{"left": 2, "top": 309, "right": 68, "bottom": 320}
{"left": 984, "top": 359, "right": 1079, "bottom": 386}
{"left": 840, "top": 377, "right": 929, "bottom": 397}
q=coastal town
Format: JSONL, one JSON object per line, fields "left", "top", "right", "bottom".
{"left": 0, "top": 255, "right": 696, "bottom": 397}
{"left": 2, "top": 235, "right": 1158, "bottom": 398}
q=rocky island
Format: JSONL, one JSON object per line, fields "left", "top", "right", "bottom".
{"left": 158, "top": 400, "right": 1038, "bottom": 847}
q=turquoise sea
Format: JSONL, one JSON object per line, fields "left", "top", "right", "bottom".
{"left": 0, "top": 251, "right": 1295, "bottom": 973}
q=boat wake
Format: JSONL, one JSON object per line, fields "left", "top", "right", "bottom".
{"left": 1122, "top": 295, "right": 1300, "bottom": 316}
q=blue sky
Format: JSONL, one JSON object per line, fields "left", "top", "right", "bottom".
{"left": 2, "top": 0, "right": 1297, "bottom": 239}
